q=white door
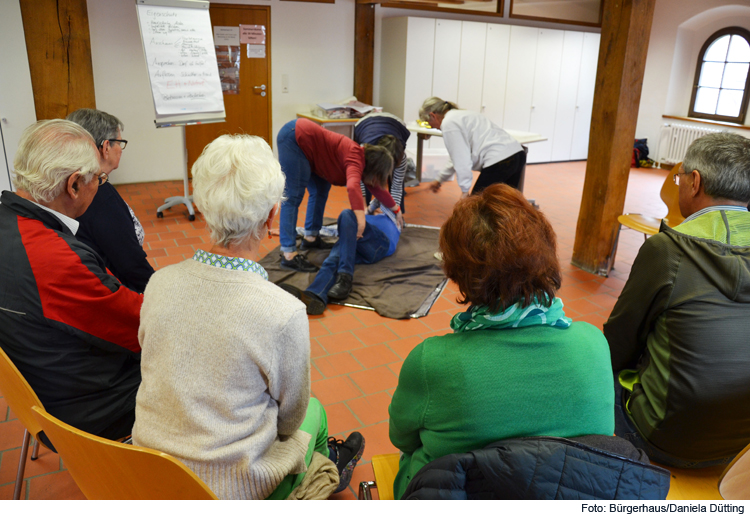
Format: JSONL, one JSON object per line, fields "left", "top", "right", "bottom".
{"left": 457, "top": 21, "right": 487, "bottom": 113}
{"left": 504, "top": 26, "right": 538, "bottom": 133}
{"left": 402, "top": 17, "right": 437, "bottom": 157}
{"left": 571, "top": 32, "right": 600, "bottom": 160}
{"left": 481, "top": 24, "right": 511, "bottom": 127}
{"left": 430, "top": 19, "right": 461, "bottom": 152}
{"left": 550, "top": 31, "right": 584, "bottom": 162}
{"left": 0, "top": 1, "right": 37, "bottom": 193}
{"left": 527, "top": 29, "right": 564, "bottom": 163}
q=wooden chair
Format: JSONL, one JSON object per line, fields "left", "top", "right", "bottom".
{"left": 662, "top": 464, "right": 724, "bottom": 500}
{"left": 719, "top": 443, "right": 750, "bottom": 499}
{"left": 0, "top": 346, "right": 52, "bottom": 500}
{"left": 359, "top": 453, "right": 400, "bottom": 500}
{"left": 609, "top": 163, "right": 685, "bottom": 271}
{"left": 31, "top": 406, "right": 218, "bottom": 500}
{"left": 618, "top": 162, "right": 685, "bottom": 237}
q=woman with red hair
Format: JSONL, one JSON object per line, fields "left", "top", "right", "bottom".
{"left": 388, "top": 184, "right": 614, "bottom": 499}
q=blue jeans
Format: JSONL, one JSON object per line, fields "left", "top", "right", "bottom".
{"left": 306, "top": 210, "right": 390, "bottom": 303}
{"left": 277, "top": 120, "right": 331, "bottom": 253}
{"left": 613, "top": 373, "right": 733, "bottom": 468}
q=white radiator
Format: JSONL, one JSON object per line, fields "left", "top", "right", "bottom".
{"left": 656, "top": 123, "right": 721, "bottom": 167}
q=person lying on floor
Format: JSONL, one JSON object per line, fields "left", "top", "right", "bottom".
{"left": 281, "top": 199, "right": 402, "bottom": 315}
{"left": 388, "top": 184, "right": 613, "bottom": 499}
{"left": 132, "top": 134, "right": 364, "bottom": 499}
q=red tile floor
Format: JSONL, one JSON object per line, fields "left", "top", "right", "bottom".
{"left": 0, "top": 161, "right": 668, "bottom": 499}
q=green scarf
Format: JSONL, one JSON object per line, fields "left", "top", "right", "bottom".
{"left": 450, "top": 296, "right": 572, "bottom": 333}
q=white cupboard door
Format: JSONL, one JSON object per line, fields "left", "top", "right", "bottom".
{"left": 457, "top": 21, "right": 487, "bottom": 113}
{"left": 403, "top": 17, "right": 437, "bottom": 124}
{"left": 527, "top": 29, "right": 564, "bottom": 163}
{"left": 571, "top": 32, "right": 600, "bottom": 160}
{"left": 403, "top": 17, "right": 437, "bottom": 156}
{"left": 550, "top": 31, "right": 584, "bottom": 162}
{"left": 504, "top": 26, "right": 538, "bottom": 134}
{"left": 430, "top": 19, "right": 462, "bottom": 151}
{"left": 481, "top": 24, "right": 511, "bottom": 127}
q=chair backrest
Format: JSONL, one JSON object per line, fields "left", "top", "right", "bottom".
{"left": 661, "top": 162, "right": 685, "bottom": 228}
{"left": 719, "top": 442, "right": 750, "bottom": 500}
{"left": 0, "top": 346, "right": 45, "bottom": 439}
{"left": 31, "top": 406, "right": 218, "bottom": 500}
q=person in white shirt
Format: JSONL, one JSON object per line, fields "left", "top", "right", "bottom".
{"left": 419, "top": 97, "right": 525, "bottom": 198}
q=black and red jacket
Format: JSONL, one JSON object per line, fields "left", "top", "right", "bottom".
{"left": 0, "top": 191, "right": 142, "bottom": 436}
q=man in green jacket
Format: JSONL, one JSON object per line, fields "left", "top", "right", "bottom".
{"left": 604, "top": 132, "right": 750, "bottom": 468}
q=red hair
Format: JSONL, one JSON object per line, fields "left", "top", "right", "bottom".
{"left": 440, "top": 184, "right": 561, "bottom": 311}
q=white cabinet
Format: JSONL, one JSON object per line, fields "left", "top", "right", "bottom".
{"left": 571, "top": 32, "right": 601, "bottom": 160}
{"left": 527, "top": 29, "right": 565, "bottom": 163}
{"left": 504, "top": 25, "right": 538, "bottom": 133}
{"left": 481, "top": 24, "right": 511, "bottom": 127}
{"left": 457, "top": 21, "right": 487, "bottom": 112}
{"left": 379, "top": 16, "right": 600, "bottom": 164}
{"left": 551, "top": 31, "right": 584, "bottom": 162}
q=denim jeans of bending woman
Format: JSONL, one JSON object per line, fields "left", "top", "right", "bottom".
{"left": 305, "top": 209, "right": 390, "bottom": 303}
{"left": 277, "top": 119, "right": 331, "bottom": 254}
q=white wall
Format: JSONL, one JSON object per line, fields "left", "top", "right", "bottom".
{"left": 0, "top": 1, "right": 36, "bottom": 192}
{"left": 87, "top": 0, "right": 356, "bottom": 184}
{"left": 635, "top": 1, "right": 750, "bottom": 149}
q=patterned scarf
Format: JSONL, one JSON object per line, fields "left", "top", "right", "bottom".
{"left": 450, "top": 296, "right": 571, "bottom": 333}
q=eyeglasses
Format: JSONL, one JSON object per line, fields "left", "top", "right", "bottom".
{"left": 105, "top": 139, "right": 128, "bottom": 150}
{"left": 97, "top": 172, "right": 109, "bottom": 186}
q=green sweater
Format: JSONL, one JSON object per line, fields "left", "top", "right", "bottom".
{"left": 388, "top": 322, "right": 614, "bottom": 499}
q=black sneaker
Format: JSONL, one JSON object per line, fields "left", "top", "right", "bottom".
{"left": 278, "top": 283, "right": 302, "bottom": 299}
{"left": 300, "top": 235, "right": 335, "bottom": 250}
{"left": 280, "top": 253, "right": 318, "bottom": 272}
{"left": 327, "top": 273, "right": 353, "bottom": 301}
{"left": 301, "top": 291, "right": 326, "bottom": 316}
{"left": 328, "top": 432, "right": 365, "bottom": 493}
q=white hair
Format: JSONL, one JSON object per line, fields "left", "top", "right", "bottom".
{"left": 13, "top": 120, "right": 100, "bottom": 203}
{"left": 192, "top": 134, "right": 285, "bottom": 247}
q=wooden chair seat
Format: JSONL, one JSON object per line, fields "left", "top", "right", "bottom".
{"left": 660, "top": 464, "right": 725, "bottom": 500}
{"left": 359, "top": 453, "right": 400, "bottom": 500}
{"left": 617, "top": 214, "right": 662, "bottom": 236}
{"left": 719, "top": 443, "right": 750, "bottom": 499}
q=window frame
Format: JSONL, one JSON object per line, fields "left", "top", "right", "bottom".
{"left": 688, "top": 27, "right": 750, "bottom": 125}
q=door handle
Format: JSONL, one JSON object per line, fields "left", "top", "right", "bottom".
{"left": 254, "top": 85, "right": 267, "bottom": 97}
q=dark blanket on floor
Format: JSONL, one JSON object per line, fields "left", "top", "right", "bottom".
{"left": 260, "top": 225, "right": 446, "bottom": 319}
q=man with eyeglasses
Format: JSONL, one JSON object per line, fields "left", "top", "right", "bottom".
{"left": 0, "top": 119, "right": 143, "bottom": 442}
{"left": 604, "top": 132, "right": 750, "bottom": 469}
{"left": 67, "top": 108, "right": 154, "bottom": 294}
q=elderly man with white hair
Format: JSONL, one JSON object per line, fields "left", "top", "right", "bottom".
{"left": 0, "top": 119, "right": 143, "bottom": 441}
{"left": 133, "top": 134, "right": 365, "bottom": 500}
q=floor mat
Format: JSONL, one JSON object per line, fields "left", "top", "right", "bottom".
{"left": 260, "top": 225, "right": 447, "bottom": 319}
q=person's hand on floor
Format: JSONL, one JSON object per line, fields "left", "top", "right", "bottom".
{"left": 430, "top": 180, "right": 442, "bottom": 193}
{"left": 395, "top": 210, "right": 404, "bottom": 230}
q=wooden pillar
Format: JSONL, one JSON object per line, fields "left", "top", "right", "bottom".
{"left": 19, "top": 0, "right": 96, "bottom": 120}
{"left": 571, "top": 0, "right": 656, "bottom": 275}
{"left": 354, "top": 2, "right": 376, "bottom": 105}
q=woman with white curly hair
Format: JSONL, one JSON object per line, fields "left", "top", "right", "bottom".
{"left": 133, "top": 134, "right": 364, "bottom": 500}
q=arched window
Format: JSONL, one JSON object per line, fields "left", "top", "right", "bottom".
{"left": 689, "top": 27, "right": 750, "bottom": 125}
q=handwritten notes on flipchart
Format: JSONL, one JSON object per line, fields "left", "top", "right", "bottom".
{"left": 136, "top": 4, "right": 224, "bottom": 116}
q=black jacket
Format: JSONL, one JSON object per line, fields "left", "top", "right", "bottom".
{"left": 402, "top": 435, "right": 670, "bottom": 500}
{"left": 0, "top": 191, "right": 142, "bottom": 437}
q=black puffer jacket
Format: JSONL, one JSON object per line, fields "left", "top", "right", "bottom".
{"left": 402, "top": 435, "right": 670, "bottom": 500}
